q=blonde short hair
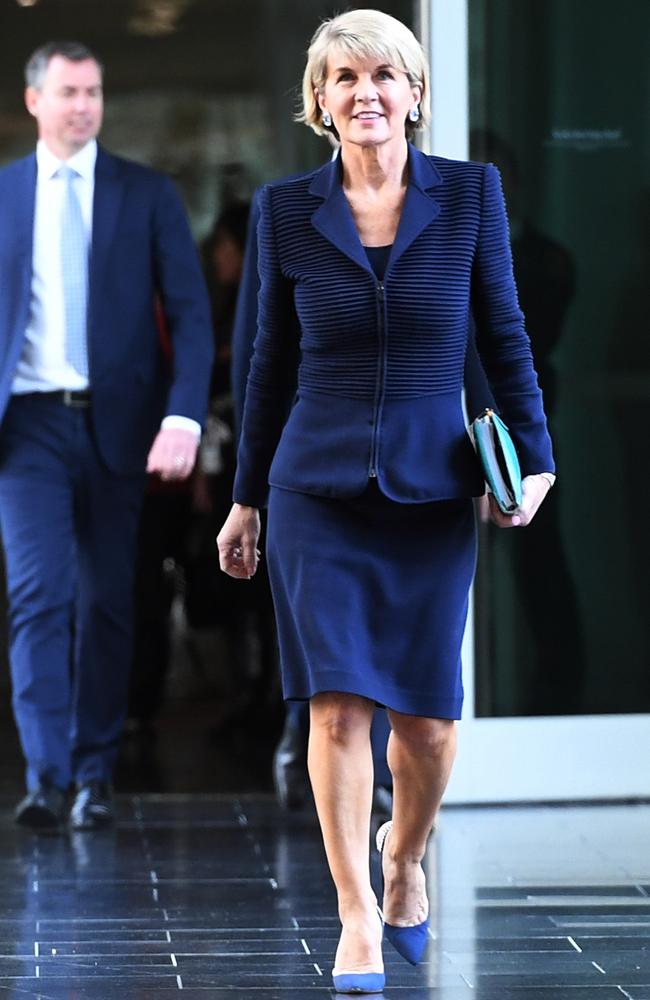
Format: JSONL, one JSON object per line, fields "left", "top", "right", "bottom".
{"left": 298, "top": 9, "right": 430, "bottom": 140}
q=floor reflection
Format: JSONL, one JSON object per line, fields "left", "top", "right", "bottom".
{"left": 0, "top": 797, "right": 648, "bottom": 996}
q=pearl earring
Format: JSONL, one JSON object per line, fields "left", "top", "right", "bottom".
{"left": 322, "top": 111, "right": 332, "bottom": 127}
{"left": 408, "top": 105, "right": 420, "bottom": 123}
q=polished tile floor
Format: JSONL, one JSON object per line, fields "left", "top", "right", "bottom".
{"left": 0, "top": 796, "right": 649, "bottom": 998}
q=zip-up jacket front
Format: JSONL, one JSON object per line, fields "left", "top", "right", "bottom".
{"left": 233, "top": 144, "right": 554, "bottom": 507}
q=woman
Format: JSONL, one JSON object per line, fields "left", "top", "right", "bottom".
{"left": 218, "top": 10, "right": 555, "bottom": 994}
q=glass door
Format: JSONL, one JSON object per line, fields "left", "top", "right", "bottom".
{"left": 422, "top": 0, "right": 650, "bottom": 802}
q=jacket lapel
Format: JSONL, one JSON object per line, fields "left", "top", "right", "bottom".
{"left": 388, "top": 145, "right": 442, "bottom": 269}
{"left": 90, "top": 147, "right": 124, "bottom": 300}
{"left": 309, "top": 155, "right": 372, "bottom": 273}
{"left": 8, "top": 154, "right": 37, "bottom": 266}
{"left": 308, "top": 144, "right": 443, "bottom": 276}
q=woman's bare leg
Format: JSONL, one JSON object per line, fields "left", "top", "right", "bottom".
{"left": 308, "top": 692, "right": 383, "bottom": 971}
{"left": 382, "top": 713, "right": 457, "bottom": 925}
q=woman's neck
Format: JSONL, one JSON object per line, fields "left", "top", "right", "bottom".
{"left": 340, "top": 138, "right": 409, "bottom": 193}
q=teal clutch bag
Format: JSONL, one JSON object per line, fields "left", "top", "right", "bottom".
{"left": 471, "top": 408, "right": 523, "bottom": 514}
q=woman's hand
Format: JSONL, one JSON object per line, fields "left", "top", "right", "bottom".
{"left": 488, "top": 474, "right": 552, "bottom": 529}
{"left": 217, "top": 503, "right": 261, "bottom": 579}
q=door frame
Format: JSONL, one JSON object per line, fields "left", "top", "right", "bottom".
{"left": 417, "top": 0, "right": 650, "bottom": 803}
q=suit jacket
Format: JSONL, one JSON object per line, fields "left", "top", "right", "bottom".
{"left": 0, "top": 145, "right": 214, "bottom": 475}
{"left": 234, "top": 144, "right": 554, "bottom": 507}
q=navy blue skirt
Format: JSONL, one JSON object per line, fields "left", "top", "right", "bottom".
{"left": 266, "top": 482, "right": 477, "bottom": 719}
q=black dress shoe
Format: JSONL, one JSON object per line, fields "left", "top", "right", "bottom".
{"left": 272, "top": 723, "right": 309, "bottom": 810}
{"left": 70, "top": 781, "right": 113, "bottom": 831}
{"left": 15, "top": 784, "right": 67, "bottom": 829}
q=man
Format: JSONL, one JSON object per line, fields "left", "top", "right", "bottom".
{"left": 0, "top": 41, "right": 213, "bottom": 830}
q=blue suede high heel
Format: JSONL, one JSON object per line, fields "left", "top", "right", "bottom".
{"left": 331, "top": 969, "right": 385, "bottom": 994}
{"left": 331, "top": 905, "right": 385, "bottom": 994}
{"left": 376, "top": 820, "right": 429, "bottom": 966}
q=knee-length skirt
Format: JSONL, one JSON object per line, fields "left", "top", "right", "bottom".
{"left": 266, "top": 482, "right": 477, "bottom": 719}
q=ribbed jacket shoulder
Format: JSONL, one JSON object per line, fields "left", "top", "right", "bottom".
{"left": 234, "top": 144, "right": 554, "bottom": 506}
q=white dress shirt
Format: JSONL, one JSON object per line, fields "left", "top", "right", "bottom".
{"left": 12, "top": 139, "right": 199, "bottom": 437}
{"left": 13, "top": 139, "right": 95, "bottom": 393}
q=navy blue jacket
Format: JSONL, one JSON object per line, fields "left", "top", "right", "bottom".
{"left": 234, "top": 144, "right": 554, "bottom": 507}
{"left": 0, "top": 146, "right": 214, "bottom": 476}
{"left": 231, "top": 186, "right": 264, "bottom": 440}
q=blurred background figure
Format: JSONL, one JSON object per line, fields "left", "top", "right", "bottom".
{"left": 470, "top": 129, "right": 586, "bottom": 716}
{"left": 129, "top": 199, "right": 288, "bottom": 748}
{"left": 192, "top": 200, "right": 285, "bottom": 740}
{"left": 127, "top": 304, "right": 194, "bottom": 737}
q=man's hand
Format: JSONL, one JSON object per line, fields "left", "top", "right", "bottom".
{"left": 146, "top": 427, "right": 199, "bottom": 481}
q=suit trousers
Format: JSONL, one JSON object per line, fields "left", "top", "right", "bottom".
{"left": 0, "top": 394, "right": 145, "bottom": 791}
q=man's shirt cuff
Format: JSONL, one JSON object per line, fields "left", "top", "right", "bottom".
{"left": 161, "top": 415, "right": 201, "bottom": 437}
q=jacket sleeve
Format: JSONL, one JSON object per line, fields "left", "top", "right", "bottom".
{"left": 471, "top": 163, "right": 555, "bottom": 475}
{"left": 153, "top": 175, "right": 214, "bottom": 426}
{"left": 231, "top": 189, "right": 262, "bottom": 441}
{"left": 464, "top": 317, "right": 495, "bottom": 421}
{"left": 232, "top": 184, "right": 300, "bottom": 507}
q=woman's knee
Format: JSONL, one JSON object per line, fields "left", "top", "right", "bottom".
{"left": 389, "top": 715, "right": 455, "bottom": 759}
{"left": 310, "top": 692, "right": 374, "bottom": 747}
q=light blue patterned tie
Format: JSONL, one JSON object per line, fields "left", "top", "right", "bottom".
{"left": 59, "top": 165, "right": 89, "bottom": 378}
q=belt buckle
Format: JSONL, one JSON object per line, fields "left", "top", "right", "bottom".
{"left": 63, "top": 389, "right": 89, "bottom": 408}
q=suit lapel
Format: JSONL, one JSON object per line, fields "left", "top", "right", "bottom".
{"left": 8, "top": 154, "right": 37, "bottom": 265}
{"left": 90, "top": 147, "right": 124, "bottom": 297}
{"left": 308, "top": 144, "right": 444, "bottom": 276}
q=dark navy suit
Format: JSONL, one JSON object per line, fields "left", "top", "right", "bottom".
{"left": 234, "top": 144, "right": 553, "bottom": 508}
{"left": 0, "top": 146, "right": 213, "bottom": 791}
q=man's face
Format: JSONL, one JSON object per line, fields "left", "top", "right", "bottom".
{"left": 25, "top": 55, "right": 103, "bottom": 160}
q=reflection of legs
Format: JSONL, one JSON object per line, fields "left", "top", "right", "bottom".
{"left": 130, "top": 491, "right": 188, "bottom": 723}
{"left": 512, "top": 491, "right": 586, "bottom": 713}
{"left": 308, "top": 692, "right": 382, "bottom": 974}
{"left": 273, "top": 700, "right": 309, "bottom": 809}
{"left": 235, "top": 558, "right": 282, "bottom": 721}
{"left": 383, "top": 713, "right": 456, "bottom": 925}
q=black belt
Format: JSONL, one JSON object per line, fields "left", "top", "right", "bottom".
{"left": 27, "top": 390, "right": 92, "bottom": 408}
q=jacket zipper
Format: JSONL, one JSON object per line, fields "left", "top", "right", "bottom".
{"left": 368, "top": 280, "right": 386, "bottom": 478}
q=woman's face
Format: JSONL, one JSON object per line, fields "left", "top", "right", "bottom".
{"left": 317, "top": 49, "right": 420, "bottom": 151}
